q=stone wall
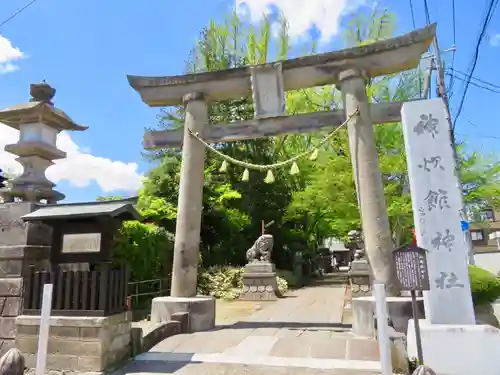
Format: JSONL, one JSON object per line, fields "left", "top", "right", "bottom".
{"left": 0, "top": 202, "right": 51, "bottom": 355}
{"left": 0, "top": 279, "right": 23, "bottom": 356}
{"left": 16, "top": 312, "right": 132, "bottom": 374}
{"left": 131, "top": 312, "right": 189, "bottom": 356}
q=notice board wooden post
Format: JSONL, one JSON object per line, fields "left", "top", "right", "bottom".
{"left": 393, "top": 243, "right": 430, "bottom": 365}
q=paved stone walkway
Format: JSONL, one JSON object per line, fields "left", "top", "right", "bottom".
{"left": 117, "top": 284, "right": 382, "bottom": 374}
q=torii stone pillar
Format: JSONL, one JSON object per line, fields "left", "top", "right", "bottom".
{"left": 170, "top": 93, "right": 207, "bottom": 297}
{"left": 149, "top": 92, "right": 216, "bottom": 333}
{"left": 339, "top": 69, "right": 398, "bottom": 295}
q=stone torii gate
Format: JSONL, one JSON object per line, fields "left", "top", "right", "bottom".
{"left": 128, "top": 25, "right": 435, "bottom": 311}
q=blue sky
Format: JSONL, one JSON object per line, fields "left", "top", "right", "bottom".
{"left": 0, "top": 0, "right": 498, "bottom": 203}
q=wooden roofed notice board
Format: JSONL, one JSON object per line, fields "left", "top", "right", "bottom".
{"left": 393, "top": 244, "right": 430, "bottom": 291}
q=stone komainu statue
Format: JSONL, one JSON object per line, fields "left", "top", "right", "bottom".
{"left": 345, "top": 229, "right": 366, "bottom": 260}
{"left": 246, "top": 234, "right": 273, "bottom": 262}
{"left": 346, "top": 229, "right": 363, "bottom": 249}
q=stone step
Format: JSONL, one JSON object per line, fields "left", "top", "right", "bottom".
{"left": 119, "top": 362, "right": 383, "bottom": 375}
{"left": 148, "top": 330, "right": 379, "bottom": 361}
{"left": 126, "top": 350, "right": 382, "bottom": 374}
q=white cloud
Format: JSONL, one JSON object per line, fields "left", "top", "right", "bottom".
{"left": 235, "top": 0, "right": 366, "bottom": 43}
{"left": 0, "top": 123, "right": 144, "bottom": 194}
{"left": 0, "top": 35, "right": 24, "bottom": 73}
{"left": 491, "top": 33, "right": 500, "bottom": 47}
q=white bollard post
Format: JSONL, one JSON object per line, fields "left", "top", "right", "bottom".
{"left": 373, "top": 283, "right": 393, "bottom": 375}
{"left": 422, "top": 290, "right": 431, "bottom": 321}
{"left": 35, "top": 283, "right": 53, "bottom": 375}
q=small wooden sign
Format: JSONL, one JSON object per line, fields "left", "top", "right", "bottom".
{"left": 62, "top": 233, "right": 101, "bottom": 253}
{"left": 393, "top": 243, "right": 430, "bottom": 291}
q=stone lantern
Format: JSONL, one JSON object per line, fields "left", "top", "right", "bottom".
{"left": 0, "top": 82, "right": 87, "bottom": 203}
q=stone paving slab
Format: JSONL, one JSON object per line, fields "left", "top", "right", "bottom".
{"left": 309, "top": 338, "right": 351, "bottom": 360}
{"left": 128, "top": 351, "right": 382, "bottom": 372}
{"left": 119, "top": 361, "right": 382, "bottom": 375}
{"left": 150, "top": 330, "right": 380, "bottom": 361}
{"left": 118, "top": 284, "right": 383, "bottom": 374}
{"left": 247, "top": 285, "right": 345, "bottom": 324}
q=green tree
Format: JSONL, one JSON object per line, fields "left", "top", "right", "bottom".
{"left": 141, "top": 12, "right": 305, "bottom": 268}
{"left": 284, "top": 8, "right": 419, "bottom": 247}
{"left": 460, "top": 149, "right": 500, "bottom": 223}
{"left": 137, "top": 7, "right": 500, "bottom": 273}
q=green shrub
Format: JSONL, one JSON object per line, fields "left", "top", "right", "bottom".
{"left": 197, "top": 266, "right": 244, "bottom": 300}
{"left": 468, "top": 265, "right": 500, "bottom": 306}
{"left": 276, "top": 269, "right": 298, "bottom": 288}
{"left": 277, "top": 276, "right": 289, "bottom": 295}
{"left": 113, "top": 221, "right": 174, "bottom": 282}
{"left": 197, "top": 266, "right": 289, "bottom": 300}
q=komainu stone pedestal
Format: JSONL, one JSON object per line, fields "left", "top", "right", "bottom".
{"left": 16, "top": 312, "right": 132, "bottom": 374}
{"left": 348, "top": 259, "right": 372, "bottom": 297}
{"left": 239, "top": 262, "right": 282, "bottom": 301}
{"left": 150, "top": 296, "right": 215, "bottom": 332}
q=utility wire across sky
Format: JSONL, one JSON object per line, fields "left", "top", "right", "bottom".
{"left": 453, "top": 0, "right": 499, "bottom": 129}
{"left": 449, "top": 68, "right": 500, "bottom": 90}
{"left": 0, "top": 0, "right": 38, "bottom": 29}
{"left": 448, "top": 73, "right": 500, "bottom": 94}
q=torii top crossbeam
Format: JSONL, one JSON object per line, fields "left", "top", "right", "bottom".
{"left": 127, "top": 24, "right": 435, "bottom": 108}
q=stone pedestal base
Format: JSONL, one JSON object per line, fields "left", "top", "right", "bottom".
{"left": 352, "top": 295, "right": 424, "bottom": 337}
{"left": 150, "top": 296, "right": 215, "bottom": 332}
{"left": 348, "top": 259, "right": 372, "bottom": 297}
{"left": 16, "top": 312, "right": 132, "bottom": 374}
{"left": 407, "top": 319, "right": 499, "bottom": 375}
{"left": 239, "top": 262, "right": 281, "bottom": 301}
{"left": 349, "top": 273, "right": 371, "bottom": 297}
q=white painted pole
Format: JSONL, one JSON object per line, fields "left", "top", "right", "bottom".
{"left": 465, "top": 231, "right": 475, "bottom": 265}
{"left": 373, "top": 283, "right": 393, "bottom": 375}
{"left": 35, "top": 283, "right": 53, "bottom": 375}
{"left": 422, "top": 290, "right": 432, "bottom": 320}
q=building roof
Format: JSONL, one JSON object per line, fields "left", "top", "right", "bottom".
{"left": 123, "top": 196, "right": 139, "bottom": 204}
{"left": 321, "top": 237, "right": 350, "bottom": 252}
{"left": 21, "top": 199, "right": 142, "bottom": 222}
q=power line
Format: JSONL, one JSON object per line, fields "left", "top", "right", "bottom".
{"left": 408, "top": 0, "right": 417, "bottom": 29}
{"left": 448, "top": 0, "right": 457, "bottom": 96}
{"left": 449, "top": 67, "right": 500, "bottom": 90}
{"left": 456, "top": 133, "right": 500, "bottom": 140}
{"left": 408, "top": 0, "right": 421, "bottom": 95}
{"left": 424, "top": 0, "right": 476, "bottom": 264}
{"left": 447, "top": 72, "right": 500, "bottom": 94}
{"left": 420, "top": 0, "right": 435, "bottom": 99}
{"left": 453, "top": 0, "right": 499, "bottom": 129}
{"left": 423, "top": 0, "right": 431, "bottom": 24}
{"left": 0, "top": 0, "right": 38, "bottom": 29}
{"left": 451, "top": 0, "right": 457, "bottom": 47}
